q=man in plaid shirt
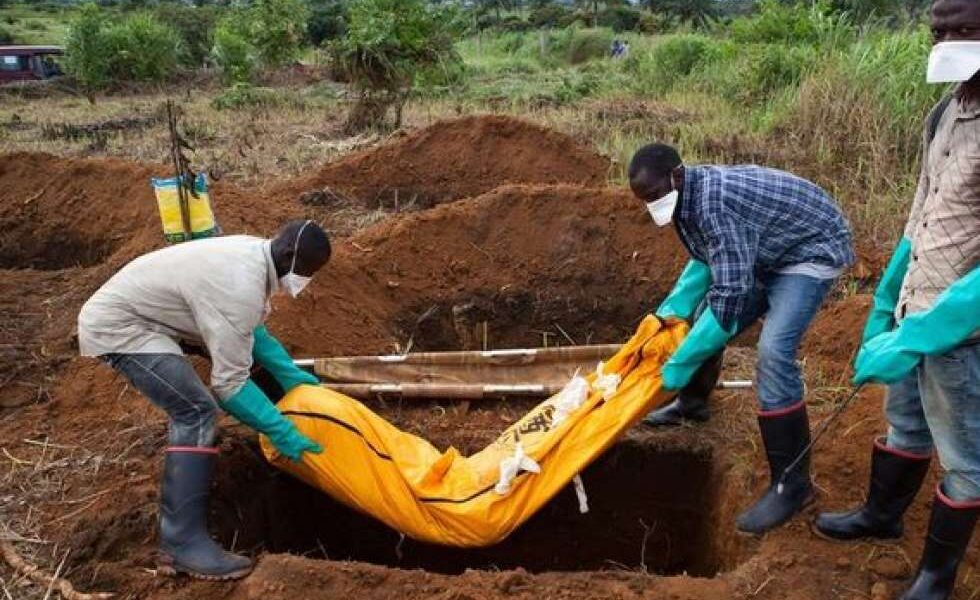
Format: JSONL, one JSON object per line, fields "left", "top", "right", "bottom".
{"left": 630, "top": 144, "right": 854, "bottom": 534}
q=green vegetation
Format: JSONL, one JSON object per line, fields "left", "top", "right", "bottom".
{"left": 451, "top": 0, "right": 940, "bottom": 242}
{"left": 0, "top": 0, "right": 944, "bottom": 243}
{"left": 63, "top": 4, "right": 181, "bottom": 93}
{"left": 0, "top": 3, "right": 71, "bottom": 44}
{"left": 329, "top": 0, "right": 460, "bottom": 132}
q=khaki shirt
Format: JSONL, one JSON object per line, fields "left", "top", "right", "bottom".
{"left": 897, "top": 91, "right": 980, "bottom": 340}
{"left": 78, "top": 236, "right": 278, "bottom": 400}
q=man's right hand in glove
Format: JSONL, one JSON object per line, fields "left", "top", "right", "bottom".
{"left": 221, "top": 380, "right": 322, "bottom": 461}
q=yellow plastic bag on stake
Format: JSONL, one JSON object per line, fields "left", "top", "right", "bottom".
{"left": 151, "top": 174, "right": 218, "bottom": 243}
{"left": 261, "top": 315, "right": 687, "bottom": 547}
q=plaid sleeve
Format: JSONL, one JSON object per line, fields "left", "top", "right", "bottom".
{"left": 703, "top": 211, "right": 758, "bottom": 331}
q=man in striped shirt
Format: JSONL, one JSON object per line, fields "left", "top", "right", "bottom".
{"left": 631, "top": 144, "right": 854, "bottom": 534}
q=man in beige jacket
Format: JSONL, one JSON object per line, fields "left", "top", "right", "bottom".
{"left": 79, "top": 219, "right": 330, "bottom": 580}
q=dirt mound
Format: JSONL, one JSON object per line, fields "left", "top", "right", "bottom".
{"left": 0, "top": 152, "right": 297, "bottom": 408}
{"left": 265, "top": 183, "right": 687, "bottom": 359}
{"left": 802, "top": 294, "right": 872, "bottom": 381}
{"left": 275, "top": 115, "right": 611, "bottom": 208}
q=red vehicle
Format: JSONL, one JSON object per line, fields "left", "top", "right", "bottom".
{"left": 0, "top": 45, "right": 64, "bottom": 85}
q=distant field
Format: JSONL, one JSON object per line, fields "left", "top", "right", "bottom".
{"left": 0, "top": 3, "right": 73, "bottom": 45}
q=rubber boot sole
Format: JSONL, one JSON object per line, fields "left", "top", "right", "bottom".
{"left": 809, "top": 521, "right": 903, "bottom": 544}
{"left": 735, "top": 491, "right": 816, "bottom": 537}
{"left": 157, "top": 555, "right": 253, "bottom": 581}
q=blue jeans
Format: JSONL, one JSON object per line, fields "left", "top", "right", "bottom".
{"left": 884, "top": 342, "right": 980, "bottom": 501}
{"left": 103, "top": 353, "right": 218, "bottom": 447}
{"left": 708, "top": 272, "right": 835, "bottom": 411}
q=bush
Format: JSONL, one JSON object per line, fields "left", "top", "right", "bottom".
{"left": 628, "top": 34, "right": 726, "bottom": 93}
{"left": 64, "top": 4, "right": 113, "bottom": 91}
{"left": 529, "top": 4, "right": 571, "bottom": 29}
{"left": 308, "top": 0, "right": 347, "bottom": 46}
{"left": 554, "top": 68, "right": 600, "bottom": 104}
{"left": 154, "top": 3, "right": 222, "bottom": 67}
{"left": 212, "top": 15, "right": 256, "bottom": 83}
{"left": 636, "top": 11, "right": 670, "bottom": 34}
{"left": 597, "top": 6, "right": 642, "bottom": 33}
{"left": 105, "top": 13, "right": 181, "bottom": 82}
{"left": 248, "top": 0, "right": 309, "bottom": 67}
{"left": 552, "top": 27, "right": 613, "bottom": 65}
{"left": 0, "top": 25, "right": 13, "bottom": 44}
{"left": 497, "top": 14, "right": 532, "bottom": 33}
{"left": 729, "top": 0, "right": 853, "bottom": 48}
{"left": 65, "top": 5, "right": 182, "bottom": 91}
{"left": 211, "top": 82, "right": 300, "bottom": 109}
{"left": 741, "top": 43, "right": 817, "bottom": 102}
{"left": 330, "top": 0, "right": 461, "bottom": 132}
{"left": 475, "top": 13, "right": 500, "bottom": 31}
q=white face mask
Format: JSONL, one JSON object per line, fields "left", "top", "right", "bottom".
{"left": 279, "top": 220, "right": 313, "bottom": 298}
{"left": 646, "top": 190, "right": 678, "bottom": 227}
{"left": 927, "top": 41, "right": 980, "bottom": 84}
{"left": 645, "top": 170, "right": 679, "bottom": 228}
{"left": 280, "top": 272, "right": 311, "bottom": 298}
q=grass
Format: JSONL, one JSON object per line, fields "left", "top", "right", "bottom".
{"left": 0, "top": 3, "right": 73, "bottom": 45}
{"left": 0, "top": 2, "right": 942, "bottom": 254}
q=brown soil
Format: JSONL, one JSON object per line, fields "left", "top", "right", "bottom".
{"left": 2, "top": 115, "right": 977, "bottom": 600}
{"left": 274, "top": 115, "right": 611, "bottom": 208}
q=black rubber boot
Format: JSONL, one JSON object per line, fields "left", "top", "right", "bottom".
{"left": 815, "top": 437, "right": 930, "bottom": 541}
{"left": 643, "top": 351, "right": 722, "bottom": 427}
{"left": 736, "top": 401, "right": 814, "bottom": 534}
{"left": 900, "top": 486, "right": 980, "bottom": 600}
{"left": 158, "top": 448, "right": 253, "bottom": 580}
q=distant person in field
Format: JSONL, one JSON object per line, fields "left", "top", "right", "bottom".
{"left": 77, "top": 220, "right": 330, "bottom": 580}
{"left": 815, "top": 1, "right": 980, "bottom": 598}
{"left": 628, "top": 144, "right": 854, "bottom": 534}
{"left": 611, "top": 39, "right": 623, "bottom": 59}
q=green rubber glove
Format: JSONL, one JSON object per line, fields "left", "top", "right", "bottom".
{"left": 656, "top": 260, "right": 712, "bottom": 322}
{"left": 662, "top": 307, "right": 735, "bottom": 391}
{"left": 853, "top": 266, "right": 980, "bottom": 385}
{"left": 860, "top": 237, "right": 912, "bottom": 346}
{"left": 252, "top": 325, "right": 319, "bottom": 393}
{"left": 221, "top": 380, "right": 323, "bottom": 461}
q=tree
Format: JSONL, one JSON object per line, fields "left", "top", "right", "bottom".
{"left": 154, "top": 2, "right": 222, "bottom": 67}
{"left": 308, "top": 0, "right": 348, "bottom": 46}
{"left": 248, "top": 0, "right": 309, "bottom": 67}
{"left": 64, "top": 4, "right": 181, "bottom": 96}
{"left": 330, "top": 0, "right": 460, "bottom": 132}
{"left": 647, "top": 0, "right": 718, "bottom": 26}
{"left": 63, "top": 4, "right": 112, "bottom": 94}
{"left": 212, "top": 13, "right": 257, "bottom": 83}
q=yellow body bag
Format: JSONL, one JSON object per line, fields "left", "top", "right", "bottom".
{"left": 261, "top": 316, "right": 687, "bottom": 548}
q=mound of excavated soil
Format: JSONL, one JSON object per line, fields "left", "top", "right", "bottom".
{"left": 274, "top": 115, "right": 611, "bottom": 208}
{"left": 265, "top": 183, "right": 687, "bottom": 359}
{"left": 0, "top": 152, "right": 297, "bottom": 408}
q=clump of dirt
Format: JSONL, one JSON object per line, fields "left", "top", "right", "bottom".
{"left": 275, "top": 115, "right": 611, "bottom": 208}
